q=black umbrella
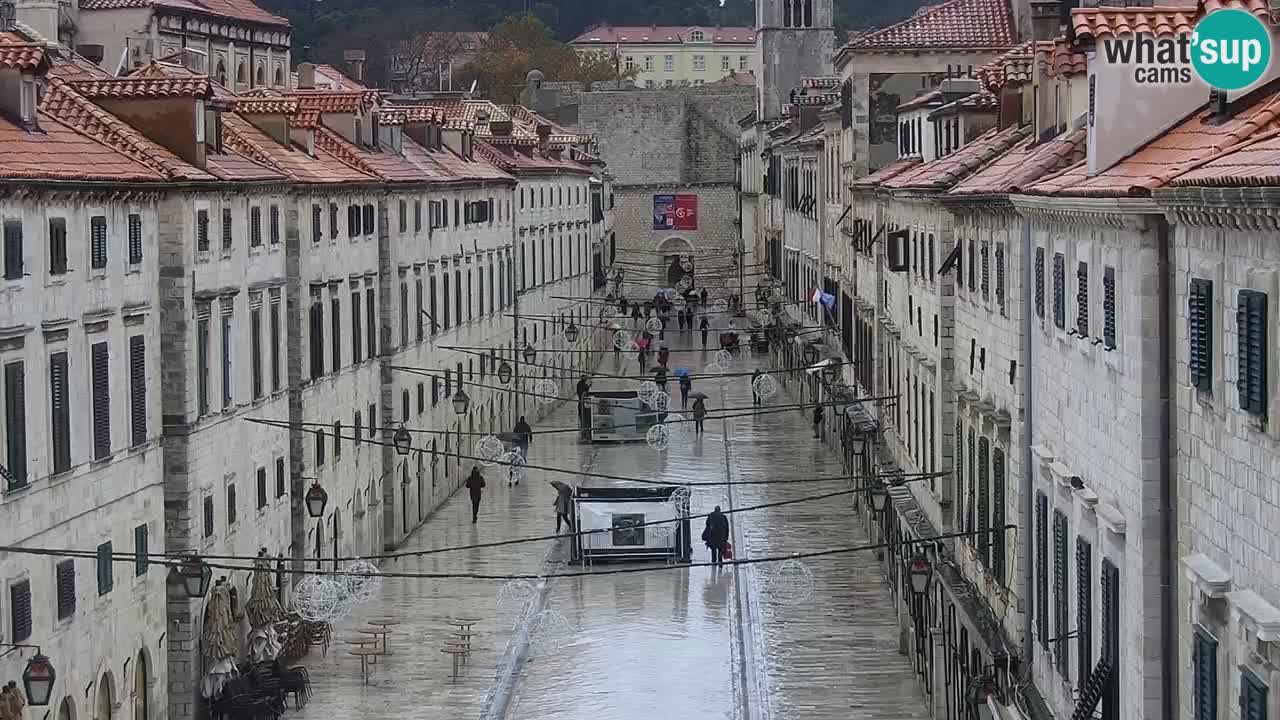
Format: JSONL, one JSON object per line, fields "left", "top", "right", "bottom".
{"left": 689, "top": 392, "right": 709, "bottom": 400}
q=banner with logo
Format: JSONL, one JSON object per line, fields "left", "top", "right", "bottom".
{"left": 653, "top": 194, "right": 698, "bottom": 230}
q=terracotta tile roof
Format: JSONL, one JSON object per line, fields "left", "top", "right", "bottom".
{"left": 852, "top": 157, "right": 921, "bottom": 189}
{"left": 1071, "top": 0, "right": 1268, "bottom": 42}
{"left": 78, "top": 0, "right": 290, "bottom": 27}
{"left": 977, "top": 40, "right": 1036, "bottom": 91}
{"left": 233, "top": 96, "right": 299, "bottom": 115}
{"left": 885, "top": 124, "right": 1030, "bottom": 190}
{"left": 314, "top": 64, "right": 367, "bottom": 92}
{"left": 0, "top": 111, "right": 162, "bottom": 182}
{"left": 405, "top": 139, "right": 514, "bottom": 183}
{"left": 288, "top": 90, "right": 376, "bottom": 114}
{"left": 1166, "top": 126, "right": 1280, "bottom": 186}
{"left": 205, "top": 147, "right": 286, "bottom": 181}
{"left": 1026, "top": 88, "right": 1280, "bottom": 197}
{"left": 571, "top": 25, "right": 755, "bottom": 45}
{"left": 69, "top": 76, "right": 212, "bottom": 99}
{"left": 221, "top": 112, "right": 376, "bottom": 184}
{"left": 844, "top": 0, "right": 1015, "bottom": 51}
{"left": 0, "top": 41, "right": 49, "bottom": 71}
{"left": 929, "top": 90, "right": 999, "bottom": 118}
{"left": 128, "top": 59, "right": 240, "bottom": 100}
{"left": 950, "top": 128, "right": 1087, "bottom": 195}
{"left": 898, "top": 89, "right": 945, "bottom": 112}
{"left": 1040, "top": 37, "right": 1087, "bottom": 77}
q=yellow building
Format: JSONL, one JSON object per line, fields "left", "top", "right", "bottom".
{"left": 570, "top": 25, "right": 757, "bottom": 88}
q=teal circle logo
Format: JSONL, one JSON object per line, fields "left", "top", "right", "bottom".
{"left": 1191, "top": 9, "right": 1272, "bottom": 91}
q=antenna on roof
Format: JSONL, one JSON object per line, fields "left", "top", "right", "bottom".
{"left": 466, "top": 79, "right": 477, "bottom": 99}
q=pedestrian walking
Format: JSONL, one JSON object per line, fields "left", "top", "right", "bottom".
{"left": 657, "top": 345, "right": 671, "bottom": 369}
{"left": 751, "top": 369, "right": 763, "bottom": 405}
{"left": 576, "top": 376, "right": 592, "bottom": 433}
{"left": 699, "top": 288, "right": 708, "bottom": 306}
{"left": 653, "top": 366, "right": 668, "bottom": 395}
{"left": 812, "top": 404, "right": 825, "bottom": 439}
{"left": 638, "top": 345, "right": 648, "bottom": 373}
{"left": 700, "top": 316, "right": 710, "bottom": 348}
{"left": 692, "top": 398, "right": 707, "bottom": 435}
{"left": 631, "top": 303, "right": 642, "bottom": 329}
{"left": 679, "top": 374, "right": 692, "bottom": 409}
{"left": 702, "top": 506, "right": 730, "bottom": 565}
{"left": 465, "top": 466, "right": 486, "bottom": 523}
{"left": 513, "top": 416, "right": 532, "bottom": 461}
{"left": 554, "top": 483, "right": 574, "bottom": 533}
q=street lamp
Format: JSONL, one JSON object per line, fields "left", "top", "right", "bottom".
{"left": 497, "top": 360, "right": 513, "bottom": 385}
{"left": 451, "top": 384, "right": 471, "bottom": 415}
{"left": 868, "top": 484, "right": 889, "bottom": 513}
{"left": 908, "top": 553, "right": 934, "bottom": 596}
{"left": 171, "top": 554, "right": 213, "bottom": 599}
{"left": 393, "top": 425, "right": 412, "bottom": 456}
{"left": 564, "top": 322, "right": 580, "bottom": 344}
{"left": 821, "top": 360, "right": 840, "bottom": 382}
{"left": 22, "top": 653, "right": 55, "bottom": 706}
{"left": 304, "top": 481, "right": 328, "bottom": 519}
{"left": 521, "top": 342, "right": 537, "bottom": 364}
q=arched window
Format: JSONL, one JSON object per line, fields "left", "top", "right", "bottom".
{"left": 235, "top": 61, "right": 247, "bottom": 86}
{"left": 58, "top": 697, "right": 75, "bottom": 720}
{"left": 273, "top": 65, "right": 284, "bottom": 87}
{"left": 214, "top": 60, "right": 226, "bottom": 85}
{"left": 254, "top": 64, "right": 265, "bottom": 86}
{"left": 134, "top": 651, "right": 149, "bottom": 720}
{"left": 803, "top": 0, "right": 812, "bottom": 26}
{"left": 783, "top": 0, "right": 792, "bottom": 27}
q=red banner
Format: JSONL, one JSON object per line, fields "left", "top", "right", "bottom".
{"left": 672, "top": 194, "right": 698, "bottom": 230}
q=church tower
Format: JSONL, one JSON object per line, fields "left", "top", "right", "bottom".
{"left": 755, "top": 0, "right": 835, "bottom": 121}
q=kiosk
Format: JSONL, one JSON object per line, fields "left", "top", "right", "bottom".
{"left": 572, "top": 485, "right": 692, "bottom": 563}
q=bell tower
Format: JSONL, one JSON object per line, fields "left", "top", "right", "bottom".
{"left": 755, "top": 0, "right": 835, "bottom": 121}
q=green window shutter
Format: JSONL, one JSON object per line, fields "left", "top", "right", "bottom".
{"left": 1238, "top": 289, "right": 1268, "bottom": 417}
{"left": 1193, "top": 628, "right": 1217, "bottom": 720}
{"left": 1189, "top": 279, "right": 1214, "bottom": 391}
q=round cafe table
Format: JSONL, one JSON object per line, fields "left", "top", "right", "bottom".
{"left": 366, "top": 619, "right": 401, "bottom": 654}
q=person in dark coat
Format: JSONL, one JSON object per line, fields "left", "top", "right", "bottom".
{"left": 576, "top": 376, "right": 592, "bottom": 434}
{"left": 657, "top": 345, "right": 671, "bottom": 368}
{"left": 513, "top": 416, "right": 532, "bottom": 457}
{"left": 692, "top": 398, "right": 707, "bottom": 435}
{"left": 812, "top": 404, "right": 825, "bottom": 439}
{"left": 465, "top": 466, "right": 486, "bottom": 523}
{"left": 653, "top": 366, "right": 668, "bottom": 395}
{"left": 638, "top": 345, "right": 648, "bottom": 373}
{"left": 751, "top": 369, "right": 763, "bottom": 405}
{"left": 699, "top": 315, "right": 710, "bottom": 348}
{"left": 554, "top": 485, "right": 574, "bottom": 533}
{"left": 678, "top": 374, "right": 692, "bottom": 409}
{"left": 702, "top": 506, "right": 730, "bottom": 565}
{"left": 699, "top": 288, "right": 708, "bottom": 305}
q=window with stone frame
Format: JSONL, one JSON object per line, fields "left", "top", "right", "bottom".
{"left": 1237, "top": 289, "right": 1268, "bottom": 417}
{"left": 1103, "top": 266, "right": 1117, "bottom": 349}
{"left": 1076, "top": 261, "right": 1090, "bottom": 337}
{"left": 1053, "top": 252, "right": 1066, "bottom": 329}
{"left": 995, "top": 243, "right": 1006, "bottom": 311}
{"left": 1034, "top": 247, "right": 1045, "bottom": 319}
{"left": 1053, "top": 509, "right": 1069, "bottom": 676}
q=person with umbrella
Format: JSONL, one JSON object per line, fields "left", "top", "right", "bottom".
{"left": 551, "top": 481, "right": 575, "bottom": 532}
{"left": 702, "top": 506, "right": 730, "bottom": 566}
{"left": 466, "top": 466, "right": 486, "bottom": 523}
{"left": 513, "top": 416, "right": 533, "bottom": 458}
{"left": 700, "top": 315, "right": 710, "bottom": 348}
{"left": 657, "top": 343, "right": 671, "bottom": 369}
{"left": 692, "top": 397, "right": 707, "bottom": 435}
{"left": 678, "top": 372, "right": 693, "bottom": 409}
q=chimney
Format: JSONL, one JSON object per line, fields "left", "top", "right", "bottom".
{"left": 940, "top": 77, "right": 981, "bottom": 104}
{"left": 1029, "top": 0, "right": 1062, "bottom": 40}
{"left": 343, "top": 49, "right": 366, "bottom": 83}
{"left": 297, "top": 62, "right": 316, "bottom": 89}
{"left": 77, "top": 44, "right": 106, "bottom": 64}
{"left": 536, "top": 122, "right": 551, "bottom": 151}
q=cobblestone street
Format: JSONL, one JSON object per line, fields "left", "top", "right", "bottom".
{"left": 291, "top": 334, "right": 929, "bottom": 719}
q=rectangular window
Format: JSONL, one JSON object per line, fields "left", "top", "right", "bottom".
{"left": 399, "top": 199, "right": 407, "bottom": 233}
{"left": 415, "top": 278, "right": 424, "bottom": 342}
{"left": 220, "top": 308, "right": 233, "bottom": 408}
{"left": 3, "top": 360, "right": 25, "bottom": 487}
{"left": 429, "top": 275, "right": 438, "bottom": 335}
{"left": 351, "top": 291, "right": 363, "bottom": 364}
{"left": 203, "top": 495, "right": 213, "bottom": 537}
{"left": 312, "top": 204, "right": 322, "bottom": 242}
{"left": 314, "top": 429, "right": 325, "bottom": 466}
{"left": 992, "top": 447, "right": 1006, "bottom": 583}
{"left": 221, "top": 207, "right": 232, "bottom": 250}
{"left": 275, "top": 457, "right": 286, "bottom": 498}
{"left": 128, "top": 213, "right": 143, "bottom": 265}
{"left": 1053, "top": 509, "right": 1069, "bottom": 676}
{"left": 1053, "top": 252, "right": 1066, "bottom": 329}
{"left": 1103, "top": 266, "right": 1116, "bottom": 348}
{"left": 366, "top": 287, "right": 376, "bottom": 357}
{"left": 0, "top": 224, "right": 23, "bottom": 284}
{"left": 362, "top": 204, "right": 375, "bottom": 235}
{"left": 354, "top": 411, "right": 362, "bottom": 444}
{"left": 1077, "top": 538, "right": 1093, "bottom": 687}
{"left": 197, "top": 313, "right": 210, "bottom": 414}
{"left": 417, "top": 382, "right": 425, "bottom": 414}
{"left": 400, "top": 282, "right": 409, "bottom": 346}
{"left": 1238, "top": 289, "right": 1268, "bottom": 417}
{"left": 309, "top": 297, "right": 324, "bottom": 379}
{"left": 49, "top": 351, "right": 69, "bottom": 475}
{"left": 56, "top": 559, "right": 75, "bottom": 619}
{"left": 980, "top": 241, "right": 989, "bottom": 298}
{"left": 692, "top": 55, "right": 705, "bottom": 71}
{"left": 1241, "top": 670, "right": 1267, "bottom": 720}
{"left": 1036, "top": 492, "right": 1049, "bottom": 650}
{"left": 977, "top": 437, "right": 990, "bottom": 565}
{"left": 10, "top": 580, "right": 31, "bottom": 641}
{"left": 739, "top": 55, "right": 748, "bottom": 70}
{"left": 1076, "top": 261, "right": 1090, "bottom": 336}
{"left": 250, "top": 206, "right": 262, "bottom": 247}
{"left": 995, "top": 243, "right": 1005, "bottom": 309}
{"left": 269, "top": 205, "right": 280, "bottom": 244}
{"left": 96, "top": 541, "right": 113, "bottom": 595}
{"left": 443, "top": 273, "right": 451, "bottom": 329}
{"left": 1190, "top": 278, "right": 1213, "bottom": 391}
{"left": 256, "top": 467, "right": 267, "bottom": 508}
{"left": 48, "top": 218, "right": 67, "bottom": 275}
{"left": 269, "top": 299, "right": 281, "bottom": 392}
{"left": 226, "top": 483, "right": 237, "bottom": 525}
{"left": 134, "top": 524, "right": 148, "bottom": 576}
{"left": 414, "top": 200, "right": 422, "bottom": 232}
{"left": 330, "top": 295, "right": 341, "bottom": 371}
{"left": 1034, "top": 247, "right": 1044, "bottom": 319}
{"left": 348, "top": 205, "right": 359, "bottom": 238}
{"left": 197, "top": 209, "right": 210, "bottom": 251}
{"left": 368, "top": 404, "right": 376, "bottom": 437}
{"left": 129, "top": 335, "right": 146, "bottom": 446}
{"left": 664, "top": 55, "right": 674, "bottom": 72}
{"left": 249, "top": 306, "right": 263, "bottom": 400}
{"left": 90, "top": 215, "right": 107, "bottom": 269}
{"left": 333, "top": 421, "right": 342, "bottom": 459}
{"left": 91, "top": 341, "right": 110, "bottom": 460}
{"left": 1100, "top": 558, "right": 1121, "bottom": 719}
{"left": 329, "top": 203, "right": 339, "bottom": 237}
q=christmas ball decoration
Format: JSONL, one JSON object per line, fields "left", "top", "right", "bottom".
{"left": 751, "top": 373, "right": 779, "bottom": 402}
{"left": 765, "top": 556, "right": 815, "bottom": 606}
{"left": 342, "top": 559, "right": 382, "bottom": 604}
{"left": 646, "top": 424, "right": 671, "bottom": 451}
{"left": 533, "top": 379, "right": 559, "bottom": 404}
{"left": 645, "top": 317, "right": 664, "bottom": 333}
{"left": 291, "top": 576, "right": 352, "bottom": 623}
{"left": 715, "top": 349, "right": 733, "bottom": 366}
{"left": 614, "top": 330, "right": 634, "bottom": 349}
{"left": 712, "top": 299, "right": 729, "bottom": 314}
{"left": 637, "top": 381, "right": 659, "bottom": 403}
{"left": 647, "top": 390, "right": 671, "bottom": 412}
{"left": 475, "top": 435, "right": 506, "bottom": 466}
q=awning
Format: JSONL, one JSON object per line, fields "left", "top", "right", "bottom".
{"left": 805, "top": 358, "right": 835, "bottom": 375}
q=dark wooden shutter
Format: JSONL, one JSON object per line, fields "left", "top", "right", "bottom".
{"left": 221, "top": 207, "right": 232, "bottom": 250}
{"left": 400, "top": 282, "right": 409, "bottom": 347}
{"left": 48, "top": 218, "right": 67, "bottom": 275}
{"left": 275, "top": 457, "right": 285, "bottom": 497}
{"left": 226, "top": 483, "right": 237, "bottom": 525}
{"left": 1076, "top": 261, "right": 1090, "bottom": 336}
{"left": 330, "top": 203, "right": 339, "bottom": 237}
{"left": 1103, "top": 266, "right": 1116, "bottom": 348}
{"left": 977, "top": 437, "right": 990, "bottom": 566}
{"left": 333, "top": 422, "right": 342, "bottom": 458}
{"left": 128, "top": 213, "right": 142, "bottom": 265}
{"left": 429, "top": 275, "right": 438, "bottom": 334}
{"left": 3, "top": 360, "right": 25, "bottom": 488}
{"left": 330, "top": 296, "right": 341, "bottom": 371}
{"left": 995, "top": 243, "right": 1006, "bottom": 308}
{"left": 315, "top": 429, "right": 325, "bottom": 466}
{"left": 129, "top": 335, "right": 146, "bottom": 447}
{"left": 348, "top": 204, "right": 359, "bottom": 237}
{"left": 269, "top": 300, "right": 281, "bottom": 391}
{"left": 203, "top": 495, "right": 214, "bottom": 537}
{"left": 417, "top": 383, "right": 425, "bottom": 413}
{"left": 1053, "top": 509, "right": 1069, "bottom": 675}
{"left": 366, "top": 287, "right": 376, "bottom": 356}
{"left": 1035, "top": 247, "right": 1045, "bottom": 319}
{"left": 257, "top": 466, "right": 267, "bottom": 508}
{"left": 351, "top": 291, "right": 363, "bottom": 363}
{"left": 197, "top": 209, "right": 210, "bottom": 251}
{"left": 49, "top": 351, "right": 69, "bottom": 474}
{"left": 398, "top": 199, "right": 407, "bottom": 232}
{"left": 250, "top": 307, "right": 262, "bottom": 399}
{"left": 966, "top": 430, "right": 976, "bottom": 534}
{"left": 1053, "top": 252, "right": 1066, "bottom": 329}
{"left": 368, "top": 403, "right": 376, "bottom": 436}
{"left": 1241, "top": 670, "right": 1267, "bottom": 720}
{"left": 1238, "top": 290, "right": 1268, "bottom": 417}
{"left": 91, "top": 341, "right": 110, "bottom": 460}
{"left": 269, "top": 205, "right": 280, "bottom": 244}
{"left": 309, "top": 300, "right": 324, "bottom": 379}
{"left": 96, "top": 541, "right": 113, "bottom": 595}
{"left": 414, "top": 200, "right": 422, "bottom": 232}
{"left": 10, "top": 579, "right": 31, "bottom": 641}
{"left": 134, "top": 524, "right": 148, "bottom": 576}
{"left": 90, "top": 216, "right": 108, "bottom": 269}
{"left": 3, "top": 219, "right": 23, "bottom": 280}
{"left": 1077, "top": 538, "right": 1093, "bottom": 688}
{"left": 1189, "top": 279, "right": 1214, "bottom": 391}
{"left": 980, "top": 241, "right": 990, "bottom": 298}
{"left": 1100, "top": 558, "right": 1121, "bottom": 719}
{"left": 416, "top": 279, "right": 424, "bottom": 342}
{"left": 1193, "top": 628, "right": 1217, "bottom": 720}
{"left": 1036, "top": 492, "right": 1050, "bottom": 649}
{"left": 363, "top": 204, "right": 375, "bottom": 235}
{"left": 250, "top": 206, "right": 262, "bottom": 247}
{"left": 197, "top": 315, "right": 210, "bottom": 414}
{"left": 992, "top": 447, "right": 1006, "bottom": 583}
{"left": 56, "top": 559, "right": 75, "bottom": 619}
{"left": 312, "top": 204, "right": 322, "bottom": 241}
{"left": 954, "top": 420, "right": 964, "bottom": 533}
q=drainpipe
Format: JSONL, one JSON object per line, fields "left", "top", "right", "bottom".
{"left": 1019, "top": 210, "right": 1035, "bottom": 678}
{"left": 1157, "top": 215, "right": 1177, "bottom": 720}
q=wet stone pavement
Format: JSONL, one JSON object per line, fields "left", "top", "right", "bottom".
{"left": 290, "top": 332, "right": 929, "bottom": 719}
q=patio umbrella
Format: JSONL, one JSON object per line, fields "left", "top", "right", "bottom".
{"left": 245, "top": 554, "right": 285, "bottom": 662}
{"left": 201, "top": 583, "right": 238, "bottom": 699}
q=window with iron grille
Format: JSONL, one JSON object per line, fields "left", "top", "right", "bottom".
{"left": 56, "top": 559, "right": 75, "bottom": 620}
{"left": 226, "top": 483, "right": 237, "bottom": 525}
{"left": 1077, "top": 261, "right": 1090, "bottom": 336}
{"left": 91, "top": 341, "right": 110, "bottom": 459}
{"left": 129, "top": 335, "right": 146, "bottom": 446}
{"left": 3, "top": 219, "right": 23, "bottom": 280}
{"left": 275, "top": 457, "right": 285, "bottom": 498}
{"left": 256, "top": 466, "right": 267, "bottom": 509}
{"left": 992, "top": 447, "right": 1006, "bottom": 584}
{"left": 1036, "top": 492, "right": 1049, "bottom": 649}
{"left": 269, "top": 205, "right": 280, "bottom": 244}
{"left": 995, "top": 243, "right": 1005, "bottom": 310}
{"left": 96, "top": 541, "right": 113, "bottom": 595}
{"left": 1100, "top": 558, "right": 1120, "bottom": 719}
{"left": 977, "top": 437, "right": 990, "bottom": 566}
{"left": 197, "top": 209, "right": 210, "bottom": 251}
{"left": 1189, "top": 279, "right": 1214, "bottom": 391}
{"left": 1077, "top": 537, "right": 1093, "bottom": 683}
{"left": 1053, "top": 252, "right": 1065, "bottom": 329}
{"left": 221, "top": 207, "right": 232, "bottom": 250}
{"left": 1053, "top": 509, "right": 1069, "bottom": 675}
{"left": 10, "top": 580, "right": 31, "bottom": 641}
{"left": 127, "top": 213, "right": 142, "bottom": 265}
{"left": 1193, "top": 627, "right": 1217, "bottom": 720}
{"left": 90, "top": 215, "right": 108, "bottom": 269}
{"left": 134, "top": 524, "right": 148, "bottom": 576}
{"left": 250, "top": 206, "right": 262, "bottom": 247}
{"left": 1103, "top": 266, "right": 1116, "bottom": 349}
{"left": 312, "top": 204, "right": 322, "bottom": 242}
{"left": 1241, "top": 670, "right": 1267, "bottom": 720}
{"left": 1238, "top": 289, "right": 1268, "bottom": 417}
{"left": 48, "top": 218, "right": 67, "bottom": 275}
{"left": 203, "top": 495, "right": 214, "bottom": 537}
